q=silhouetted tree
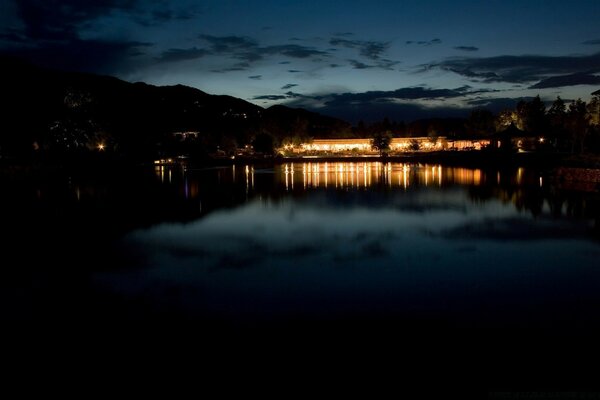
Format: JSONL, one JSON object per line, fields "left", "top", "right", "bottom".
{"left": 566, "top": 99, "right": 589, "bottom": 153}
{"left": 547, "top": 96, "right": 567, "bottom": 149}
{"left": 466, "top": 109, "right": 495, "bottom": 137}
{"left": 586, "top": 94, "right": 600, "bottom": 153}
{"left": 523, "top": 95, "right": 547, "bottom": 135}
{"left": 371, "top": 131, "right": 392, "bottom": 156}
{"left": 252, "top": 133, "right": 275, "bottom": 155}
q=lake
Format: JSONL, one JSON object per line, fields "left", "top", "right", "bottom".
{"left": 3, "top": 161, "right": 599, "bottom": 388}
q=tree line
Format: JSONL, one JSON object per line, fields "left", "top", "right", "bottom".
{"left": 358, "top": 94, "right": 600, "bottom": 154}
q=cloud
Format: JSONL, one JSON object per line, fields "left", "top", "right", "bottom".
{"left": 288, "top": 69, "right": 302, "bottom": 73}
{"left": 156, "top": 47, "right": 208, "bottom": 63}
{"left": 210, "top": 62, "right": 251, "bottom": 73}
{"left": 281, "top": 83, "right": 298, "bottom": 90}
{"left": 198, "top": 34, "right": 330, "bottom": 66}
{"left": 199, "top": 34, "right": 258, "bottom": 52}
{"left": 11, "top": 0, "right": 138, "bottom": 41}
{"left": 268, "top": 85, "right": 500, "bottom": 122}
{"left": 349, "top": 60, "right": 372, "bottom": 69}
{"left": 333, "top": 32, "right": 354, "bottom": 37}
{"left": 265, "top": 44, "right": 329, "bottom": 59}
{"left": 257, "top": 85, "right": 497, "bottom": 108}
{"left": 279, "top": 61, "right": 291, "bottom": 64}
{"left": 582, "top": 39, "right": 600, "bottom": 45}
{"left": 466, "top": 97, "right": 533, "bottom": 110}
{"left": 0, "top": 1, "right": 188, "bottom": 74}
{"left": 9, "top": 0, "right": 188, "bottom": 41}
{"left": 2, "top": 38, "right": 152, "bottom": 74}
{"left": 432, "top": 52, "right": 600, "bottom": 84}
{"left": 321, "top": 86, "right": 494, "bottom": 107}
{"left": 289, "top": 98, "right": 468, "bottom": 123}
{"left": 0, "top": 29, "right": 27, "bottom": 43}
{"left": 248, "top": 75, "right": 262, "bottom": 80}
{"left": 253, "top": 95, "right": 289, "bottom": 100}
{"left": 349, "top": 58, "right": 398, "bottom": 70}
{"left": 529, "top": 72, "right": 600, "bottom": 89}
{"left": 454, "top": 46, "right": 479, "bottom": 52}
{"left": 406, "top": 38, "right": 442, "bottom": 46}
{"left": 329, "top": 38, "right": 389, "bottom": 60}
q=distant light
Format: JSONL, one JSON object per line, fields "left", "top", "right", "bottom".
{"left": 98, "top": 143, "right": 105, "bottom": 151}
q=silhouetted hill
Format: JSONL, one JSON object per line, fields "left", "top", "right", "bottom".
{"left": 0, "top": 57, "right": 350, "bottom": 161}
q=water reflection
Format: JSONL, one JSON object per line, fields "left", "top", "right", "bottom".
{"left": 100, "top": 161, "right": 600, "bottom": 327}
{"left": 3, "top": 160, "right": 600, "bottom": 341}
{"left": 149, "top": 162, "right": 599, "bottom": 228}
{"left": 156, "top": 162, "right": 492, "bottom": 191}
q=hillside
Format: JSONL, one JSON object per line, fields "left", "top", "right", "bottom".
{"left": 0, "top": 57, "right": 350, "bottom": 161}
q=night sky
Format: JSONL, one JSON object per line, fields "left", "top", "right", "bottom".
{"left": 2, "top": 0, "right": 600, "bottom": 122}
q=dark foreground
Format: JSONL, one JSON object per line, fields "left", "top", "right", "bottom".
{"left": 2, "top": 161, "right": 599, "bottom": 396}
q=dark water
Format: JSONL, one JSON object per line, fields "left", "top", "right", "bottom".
{"left": 3, "top": 161, "right": 600, "bottom": 390}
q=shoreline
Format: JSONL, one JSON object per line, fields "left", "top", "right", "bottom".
{"left": 3, "top": 151, "right": 600, "bottom": 176}
{"left": 209, "top": 150, "right": 587, "bottom": 169}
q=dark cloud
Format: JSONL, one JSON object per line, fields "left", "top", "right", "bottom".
{"left": 210, "top": 62, "right": 250, "bottom": 73}
{"left": 406, "top": 38, "right": 442, "bottom": 46}
{"left": 283, "top": 91, "right": 305, "bottom": 98}
{"left": 288, "top": 69, "right": 302, "bottom": 73}
{"left": 329, "top": 38, "right": 389, "bottom": 60}
{"left": 0, "top": 1, "right": 184, "bottom": 74}
{"left": 349, "top": 59, "right": 398, "bottom": 70}
{"left": 248, "top": 75, "right": 262, "bottom": 80}
{"left": 0, "top": 30, "right": 27, "bottom": 43}
{"left": 199, "top": 34, "right": 258, "bottom": 52}
{"left": 151, "top": 9, "right": 173, "bottom": 23}
{"left": 329, "top": 63, "right": 342, "bottom": 68}
{"left": 582, "top": 39, "right": 600, "bottom": 45}
{"left": 9, "top": 0, "right": 188, "bottom": 41}
{"left": 265, "top": 44, "right": 329, "bottom": 59}
{"left": 11, "top": 0, "right": 139, "bottom": 41}
{"left": 454, "top": 46, "right": 479, "bottom": 52}
{"left": 156, "top": 47, "right": 208, "bottom": 63}
{"left": 333, "top": 32, "right": 354, "bottom": 37}
{"left": 320, "top": 86, "right": 494, "bottom": 108}
{"left": 289, "top": 98, "right": 468, "bottom": 123}
{"left": 198, "top": 35, "right": 329, "bottom": 65}
{"left": 529, "top": 72, "right": 600, "bottom": 89}
{"left": 253, "top": 95, "right": 288, "bottom": 100}
{"left": 2, "top": 38, "right": 152, "bottom": 74}
{"left": 432, "top": 52, "right": 600, "bottom": 84}
{"left": 279, "top": 61, "right": 291, "bottom": 64}
{"left": 281, "top": 83, "right": 298, "bottom": 90}
{"left": 466, "top": 97, "right": 533, "bottom": 111}
{"left": 349, "top": 60, "right": 372, "bottom": 69}
{"left": 271, "top": 85, "right": 498, "bottom": 109}
{"left": 280, "top": 85, "right": 503, "bottom": 122}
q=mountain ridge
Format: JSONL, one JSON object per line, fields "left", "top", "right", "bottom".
{"left": 0, "top": 56, "right": 351, "bottom": 160}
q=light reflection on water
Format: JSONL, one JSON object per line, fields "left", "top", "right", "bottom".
{"left": 156, "top": 161, "right": 539, "bottom": 193}
{"left": 92, "top": 161, "right": 600, "bottom": 325}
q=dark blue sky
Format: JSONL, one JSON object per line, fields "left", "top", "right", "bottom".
{"left": 2, "top": 0, "right": 600, "bottom": 121}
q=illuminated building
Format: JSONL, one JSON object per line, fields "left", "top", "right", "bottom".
{"left": 279, "top": 137, "right": 490, "bottom": 155}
